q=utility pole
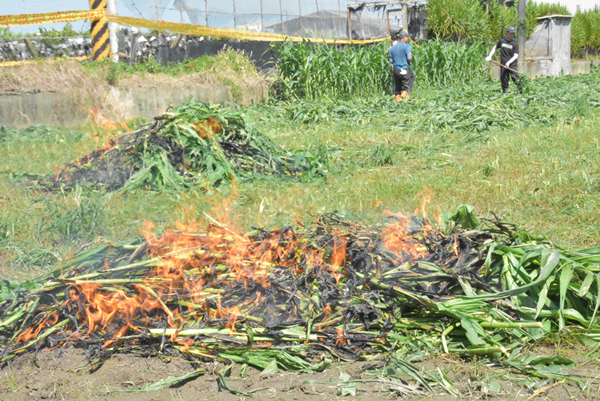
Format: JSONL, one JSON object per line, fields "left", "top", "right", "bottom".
{"left": 518, "top": 0, "right": 526, "bottom": 68}
{"left": 89, "top": 0, "right": 109, "bottom": 61}
{"left": 107, "top": 0, "right": 118, "bottom": 62}
{"left": 402, "top": 1, "right": 408, "bottom": 32}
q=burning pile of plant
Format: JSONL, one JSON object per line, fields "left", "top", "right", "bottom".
{"left": 1, "top": 205, "right": 599, "bottom": 394}
{"left": 39, "top": 98, "right": 323, "bottom": 191}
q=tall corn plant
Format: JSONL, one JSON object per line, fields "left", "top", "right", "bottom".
{"left": 426, "top": 0, "right": 490, "bottom": 42}
{"left": 571, "top": 7, "right": 600, "bottom": 58}
{"left": 273, "top": 40, "right": 392, "bottom": 100}
{"left": 428, "top": 0, "right": 574, "bottom": 44}
{"left": 487, "top": 1, "right": 563, "bottom": 42}
{"left": 274, "top": 40, "right": 490, "bottom": 99}
{"left": 412, "top": 40, "right": 487, "bottom": 87}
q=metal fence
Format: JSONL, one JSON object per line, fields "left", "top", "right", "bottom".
{"left": 119, "top": 0, "right": 427, "bottom": 39}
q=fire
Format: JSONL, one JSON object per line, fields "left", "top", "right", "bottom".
{"left": 16, "top": 196, "right": 442, "bottom": 354}
{"left": 414, "top": 188, "right": 434, "bottom": 222}
{"left": 382, "top": 190, "right": 436, "bottom": 264}
{"left": 382, "top": 210, "right": 427, "bottom": 263}
{"left": 335, "top": 327, "right": 347, "bottom": 346}
{"left": 53, "top": 217, "right": 335, "bottom": 345}
{"left": 453, "top": 235, "right": 460, "bottom": 259}
{"left": 322, "top": 304, "right": 332, "bottom": 321}
{"left": 68, "top": 284, "right": 174, "bottom": 339}
{"left": 327, "top": 234, "right": 347, "bottom": 283}
{"left": 193, "top": 117, "right": 223, "bottom": 139}
{"left": 17, "top": 312, "right": 59, "bottom": 344}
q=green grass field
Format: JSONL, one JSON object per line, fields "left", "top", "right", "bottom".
{"left": 1, "top": 72, "right": 599, "bottom": 283}
{"left": 2, "top": 59, "right": 600, "bottom": 400}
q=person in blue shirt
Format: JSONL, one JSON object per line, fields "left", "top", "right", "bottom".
{"left": 388, "top": 30, "right": 414, "bottom": 101}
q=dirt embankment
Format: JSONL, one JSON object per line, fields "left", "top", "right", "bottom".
{"left": 0, "top": 52, "right": 271, "bottom": 126}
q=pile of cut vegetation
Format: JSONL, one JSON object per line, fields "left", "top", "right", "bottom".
{"left": 1, "top": 206, "right": 599, "bottom": 395}
{"left": 38, "top": 98, "right": 323, "bottom": 191}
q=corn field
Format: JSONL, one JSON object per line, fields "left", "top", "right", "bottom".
{"left": 273, "top": 40, "right": 488, "bottom": 100}
{"left": 273, "top": 40, "right": 391, "bottom": 101}
{"left": 572, "top": 7, "right": 600, "bottom": 58}
{"left": 426, "top": 0, "right": 600, "bottom": 57}
{"left": 412, "top": 41, "right": 487, "bottom": 87}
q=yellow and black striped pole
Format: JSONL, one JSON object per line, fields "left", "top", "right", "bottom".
{"left": 89, "top": 0, "right": 109, "bottom": 60}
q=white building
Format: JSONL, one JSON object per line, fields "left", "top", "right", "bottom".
{"left": 531, "top": 0, "right": 600, "bottom": 15}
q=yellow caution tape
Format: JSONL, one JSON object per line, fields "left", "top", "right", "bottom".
{"left": 0, "top": 56, "right": 90, "bottom": 68}
{"left": 0, "top": 10, "right": 106, "bottom": 27}
{"left": 108, "top": 14, "right": 388, "bottom": 44}
{"left": 1, "top": 9, "right": 389, "bottom": 45}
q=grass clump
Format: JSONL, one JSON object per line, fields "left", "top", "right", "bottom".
{"left": 86, "top": 47, "right": 258, "bottom": 85}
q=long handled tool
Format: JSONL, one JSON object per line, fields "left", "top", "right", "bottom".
{"left": 409, "top": 37, "right": 421, "bottom": 49}
{"left": 489, "top": 59, "right": 520, "bottom": 75}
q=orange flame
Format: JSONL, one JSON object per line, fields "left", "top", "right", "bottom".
{"left": 20, "top": 194, "right": 441, "bottom": 351}
{"left": 335, "top": 328, "right": 347, "bottom": 346}
{"left": 382, "top": 210, "right": 426, "bottom": 263}
{"left": 192, "top": 117, "right": 223, "bottom": 139}
{"left": 17, "top": 312, "right": 59, "bottom": 344}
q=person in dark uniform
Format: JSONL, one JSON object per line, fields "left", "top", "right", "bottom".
{"left": 486, "top": 26, "right": 522, "bottom": 93}
{"left": 388, "top": 31, "right": 415, "bottom": 101}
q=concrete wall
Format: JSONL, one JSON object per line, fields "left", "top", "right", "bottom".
{"left": 490, "top": 60, "right": 593, "bottom": 80}
{"left": 571, "top": 60, "right": 592, "bottom": 74}
{"left": 0, "top": 84, "right": 265, "bottom": 128}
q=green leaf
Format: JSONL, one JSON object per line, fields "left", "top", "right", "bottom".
{"left": 217, "top": 366, "right": 249, "bottom": 396}
{"left": 449, "top": 204, "right": 480, "bottom": 229}
{"left": 579, "top": 272, "right": 594, "bottom": 297}
{"left": 464, "top": 251, "right": 560, "bottom": 302}
{"left": 535, "top": 275, "right": 555, "bottom": 319}
{"left": 590, "top": 273, "right": 600, "bottom": 329}
{"left": 0, "top": 279, "right": 21, "bottom": 302}
{"left": 338, "top": 371, "right": 356, "bottom": 396}
{"left": 108, "top": 369, "right": 204, "bottom": 393}
{"left": 489, "top": 380, "right": 503, "bottom": 393}
{"left": 436, "top": 368, "right": 457, "bottom": 395}
{"left": 261, "top": 359, "right": 279, "bottom": 375}
{"left": 461, "top": 317, "right": 484, "bottom": 345}
{"left": 559, "top": 264, "right": 574, "bottom": 330}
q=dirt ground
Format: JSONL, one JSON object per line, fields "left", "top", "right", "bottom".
{"left": 0, "top": 345, "right": 598, "bottom": 401}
